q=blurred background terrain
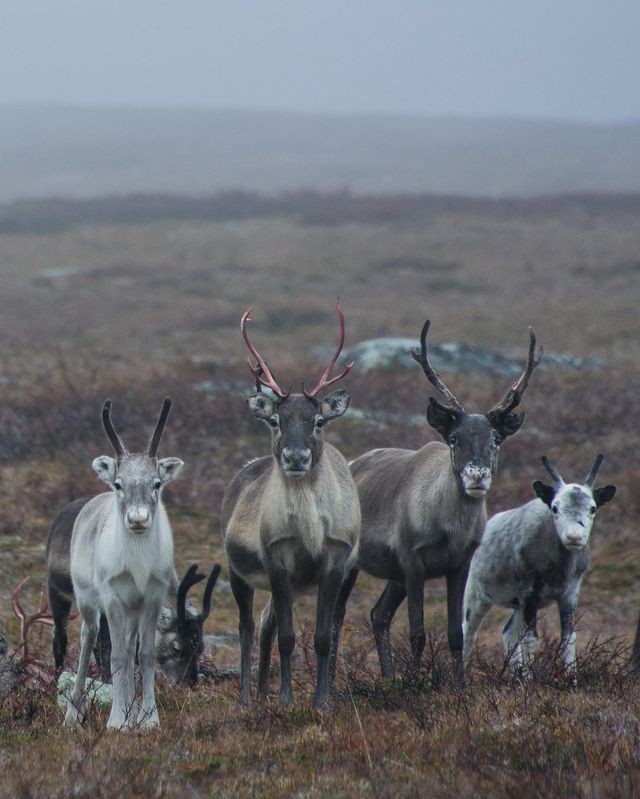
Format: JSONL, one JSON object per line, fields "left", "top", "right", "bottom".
{"left": 1, "top": 2, "right": 639, "bottom": 797}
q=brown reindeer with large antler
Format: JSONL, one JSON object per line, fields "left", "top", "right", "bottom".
{"left": 331, "top": 320, "right": 541, "bottom": 684}
{"left": 221, "top": 300, "right": 360, "bottom": 710}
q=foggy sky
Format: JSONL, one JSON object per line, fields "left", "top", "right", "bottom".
{"left": 2, "top": 1, "right": 639, "bottom": 121}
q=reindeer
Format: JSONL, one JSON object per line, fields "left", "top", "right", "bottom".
{"left": 64, "top": 398, "right": 183, "bottom": 729}
{"left": 463, "top": 454, "right": 616, "bottom": 679}
{"left": 155, "top": 563, "right": 221, "bottom": 686}
{"left": 1, "top": 578, "right": 55, "bottom": 696}
{"left": 331, "top": 320, "right": 540, "bottom": 683}
{"left": 221, "top": 300, "right": 360, "bottom": 709}
{"left": 48, "top": 497, "right": 220, "bottom": 687}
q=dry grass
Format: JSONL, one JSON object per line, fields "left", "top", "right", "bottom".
{"left": 1, "top": 192, "right": 640, "bottom": 797}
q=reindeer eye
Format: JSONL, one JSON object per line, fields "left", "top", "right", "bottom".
{"left": 552, "top": 505, "right": 559, "bottom": 515}
{"left": 268, "top": 416, "right": 279, "bottom": 429}
{"left": 589, "top": 505, "right": 597, "bottom": 515}
{"left": 114, "top": 480, "right": 124, "bottom": 492}
{"left": 448, "top": 434, "right": 457, "bottom": 446}
{"left": 315, "top": 417, "right": 325, "bottom": 429}
{"left": 153, "top": 479, "right": 162, "bottom": 490}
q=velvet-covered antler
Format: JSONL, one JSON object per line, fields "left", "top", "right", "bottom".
{"left": 241, "top": 308, "right": 291, "bottom": 399}
{"left": 303, "top": 299, "right": 354, "bottom": 399}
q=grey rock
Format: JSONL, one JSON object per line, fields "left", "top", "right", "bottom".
{"left": 315, "top": 338, "right": 601, "bottom": 375}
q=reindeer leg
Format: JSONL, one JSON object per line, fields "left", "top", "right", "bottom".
{"left": 137, "top": 592, "right": 163, "bottom": 729}
{"left": 229, "top": 568, "right": 255, "bottom": 705}
{"left": 558, "top": 592, "right": 578, "bottom": 686}
{"left": 313, "top": 549, "right": 349, "bottom": 711}
{"left": 329, "top": 566, "right": 359, "bottom": 685}
{"left": 105, "top": 600, "right": 138, "bottom": 730}
{"left": 502, "top": 608, "right": 525, "bottom": 671}
{"left": 257, "top": 598, "right": 277, "bottom": 699}
{"left": 94, "top": 614, "right": 112, "bottom": 682}
{"left": 630, "top": 610, "right": 640, "bottom": 674}
{"left": 64, "top": 604, "right": 99, "bottom": 727}
{"left": 405, "top": 568, "right": 426, "bottom": 674}
{"left": 266, "top": 560, "right": 295, "bottom": 707}
{"left": 49, "top": 585, "right": 72, "bottom": 673}
{"left": 462, "top": 590, "right": 492, "bottom": 678}
{"left": 371, "top": 580, "right": 407, "bottom": 679}
{"left": 446, "top": 565, "right": 471, "bottom": 688}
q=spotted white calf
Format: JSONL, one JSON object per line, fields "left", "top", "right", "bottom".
{"left": 463, "top": 454, "right": 616, "bottom": 679}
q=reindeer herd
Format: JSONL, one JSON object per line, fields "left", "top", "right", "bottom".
{"left": 1, "top": 299, "right": 632, "bottom": 731}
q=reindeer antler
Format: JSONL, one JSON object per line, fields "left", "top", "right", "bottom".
{"left": 241, "top": 308, "right": 291, "bottom": 399}
{"left": 102, "top": 399, "right": 126, "bottom": 457}
{"left": 303, "top": 298, "right": 355, "bottom": 400}
{"left": 411, "top": 319, "right": 465, "bottom": 413}
{"left": 487, "top": 328, "right": 541, "bottom": 418}
{"left": 541, "top": 456, "right": 564, "bottom": 486}
{"left": 148, "top": 397, "right": 172, "bottom": 457}
{"left": 176, "top": 563, "right": 222, "bottom": 624}
{"left": 177, "top": 565, "right": 206, "bottom": 626}
{"left": 201, "top": 564, "right": 221, "bottom": 622}
{"left": 585, "top": 453, "right": 605, "bottom": 487}
{"left": 11, "top": 577, "right": 54, "bottom": 664}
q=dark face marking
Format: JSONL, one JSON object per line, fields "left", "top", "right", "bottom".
{"left": 427, "top": 402, "right": 503, "bottom": 496}
{"left": 156, "top": 617, "right": 205, "bottom": 687}
{"left": 248, "top": 389, "right": 349, "bottom": 477}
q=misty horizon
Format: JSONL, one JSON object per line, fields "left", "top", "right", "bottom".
{"left": 2, "top": 2, "right": 638, "bottom": 123}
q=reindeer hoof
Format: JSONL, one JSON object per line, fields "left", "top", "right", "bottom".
{"left": 137, "top": 711, "right": 160, "bottom": 730}
{"left": 312, "top": 697, "right": 330, "bottom": 714}
{"left": 64, "top": 703, "right": 82, "bottom": 727}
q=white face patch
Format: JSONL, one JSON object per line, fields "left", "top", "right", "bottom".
{"left": 551, "top": 484, "right": 596, "bottom": 550}
{"left": 461, "top": 463, "right": 492, "bottom": 497}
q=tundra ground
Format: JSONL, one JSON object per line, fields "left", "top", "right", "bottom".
{"left": 1, "top": 192, "right": 639, "bottom": 798}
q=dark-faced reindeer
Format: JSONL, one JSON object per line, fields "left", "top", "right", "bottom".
{"left": 463, "top": 454, "right": 616, "bottom": 680}
{"left": 48, "top": 497, "right": 220, "bottom": 687}
{"left": 332, "top": 320, "right": 540, "bottom": 683}
{"left": 64, "top": 398, "right": 184, "bottom": 729}
{"left": 155, "top": 563, "right": 221, "bottom": 686}
{"left": 222, "top": 300, "right": 360, "bottom": 709}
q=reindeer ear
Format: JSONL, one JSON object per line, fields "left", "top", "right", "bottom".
{"left": 426, "top": 398, "right": 462, "bottom": 440}
{"left": 486, "top": 410, "right": 524, "bottom": 439}
{"left": 320, "top": 389, "right": 350, "bottom": 421}
{"left": 594, "top": 485, "right": 616, "bottom": 507}
{"left": 533, "top": 480, "right": 555, "bottom": 507}
{"left": 92, "top": 455, "right": 117, "bottom": 487}
{"left": 158, "top": 457, "right": 184, "bottom": 485}
{"left": 248, "top": 392, "right": 276, "bottom": 420}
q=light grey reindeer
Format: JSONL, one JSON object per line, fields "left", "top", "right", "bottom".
{"left": 47, "top": 495, "right": 220, "bottom": 688}
{"left": 331, "top": 320, "right": 540, "bottom": 683}
{"left": 463, "top": 454, "right": 616, "bottom": 679}
{"left": 222, "top": 300, "right": 360, "bottom": 710}
{"left": 64, "top": 398, "right": 183, "bottom": 730}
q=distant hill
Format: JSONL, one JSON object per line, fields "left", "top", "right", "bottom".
{"left": 1, "top": 105, "right": 639, "bottom": 201}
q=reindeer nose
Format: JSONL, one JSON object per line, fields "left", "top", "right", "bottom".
{"left": 127, "top": 507, "right": 150, "bottom": 530}
{"left": 282, "top": 448, "right": 312, "bottom": 472}
{"left": 566, "top": 533, "right": 584, "bottom": 548}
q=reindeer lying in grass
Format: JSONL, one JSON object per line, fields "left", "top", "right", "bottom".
{"left": 48, "top": 496, "right": 220, "bottom": 687}
{"left": 463, "top": 454, "right": 616, "bottom": 680}
{"left": 64, "top": 397, "right": 184, "bottom": 729}
{"left": 0, "top": 578, "right": 55, "bottom": 696}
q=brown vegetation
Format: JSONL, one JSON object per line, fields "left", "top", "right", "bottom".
{"left": 0, "top": 192, "right": 639, "bottom": 797}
